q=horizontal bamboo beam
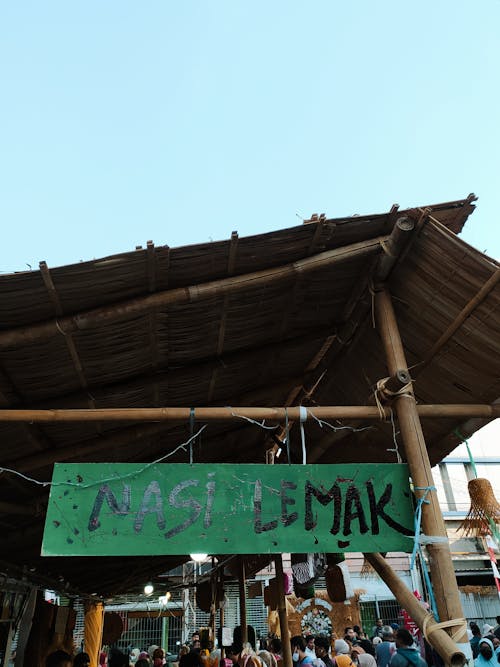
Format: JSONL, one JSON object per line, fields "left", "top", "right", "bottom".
{"left": 0, "top": 404, "right": 499, "bottom": 422}
{"left": 0, "top": 236, "right": 387, "bottom": 349}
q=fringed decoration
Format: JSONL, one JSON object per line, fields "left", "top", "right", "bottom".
{"left": 460, "top": 478, "right": 500, "bottom": 536}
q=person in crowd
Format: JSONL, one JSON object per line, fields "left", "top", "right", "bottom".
{"left": 493, "top": 616, "right": 500, "bottom": 640}
{"left": 191, "top": 641, "right": 202, "bottom": 654}
{"left": 372, "top": 621, "right": 384, "bottom": 640}
{"left": 357, "top": 641, "right": 375, "bottom": 658}
{"left": 259, "top": 650, "right": 278, "bottom": 667}
{"left": 333, "top": 655, "right": 354, "bottom": 667}
{"left": 353, "top": 628, "right": 365, "bottom": 641}
{"left": 482, "top": 625, "right": 494, "bottom": 638}
{"left": 227, "top": 642, "right": 261, "bottom": 667}
{"left": 314, "top": 637, "right": 334, "bottom": 667}
{"left": 305, "top": 637, "right": 316, "bottom": 658}
{"left": 74, "top": 653, "right": 91, "bottom": 667}
{"left": 344, "top": 629, "right": 357, "bottom": 645}
{"left": 46, "top": 651, "right": 73, "bottom": 667}
{"left": 334, "top": 641, "right": 350, "bottom": 657}
{"left": 374, "top": 627, "right": 394, "bottom": 667}
{"left": 108, "top": 649, "right": 129, "bottom": 667}
{"left": 351, "top": 645, "right": 376, "bottom": 667}
{"left": 389, "top": 629, "right": 426, "bottom": 667}
{"left": 180, "top": 649, "right": 204, "bottom": 667}
{"left": 153, "top": 648, "right": 166, "bottom": 667}
{"left": 291, "top": 637, "right": 314, "bottom": 666}
{"left": 475, "top": 638, "right": 497, "bottom": 667}
{"left": 270, "top": 638, "right": 282, "bottom": 663}
{"left": 470, "top": 623, "right": 482, "bottom": 658}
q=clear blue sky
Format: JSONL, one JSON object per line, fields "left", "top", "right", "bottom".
{"left": 1, "top": 0, "right": 499, "bottom": 273}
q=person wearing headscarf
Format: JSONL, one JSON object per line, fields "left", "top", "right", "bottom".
{"left": 334, "top": 656, "right": 354, "bottom": 667}
{"left": 351, "top": 646, "right": 376, "bottom": 667}
{"left": 475, "top": 638, "right": 497, "bottom": 667}
{"left": 334, "top": 641, "right": 350, "bottom": 656}
{"left": 374, "top": 628, "right": 394, "bottom": 667}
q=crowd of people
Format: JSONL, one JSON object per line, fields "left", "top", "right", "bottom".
{"left": 468, "top": 616, "right": 500, "bottom": 665}
{"left": 42, "top": 615, "right": 500, "bottom": 667}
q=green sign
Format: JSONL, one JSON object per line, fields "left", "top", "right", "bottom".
{"left": 42, "top": 463, "right": 414, "bottom": 556}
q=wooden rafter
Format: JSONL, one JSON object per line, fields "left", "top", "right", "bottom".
{"left": 208, "top": 232, "right": 238, "bottom": 402}
{"left": 39, "top": 260, "right": 90, "bottom": 393}
{"left": 146, "top": 240, "right": 161, "bottom": 405}
{"left": 416, "top": 266, "right": 500, "bottom": 374}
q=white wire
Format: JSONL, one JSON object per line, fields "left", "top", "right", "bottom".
{"left": 229, "top": 410, "right": 279, "bottom": 430}
{"left": 386, "top": 408, "right": 403, "bottom": 463}
{"left": 0, "top": 425, "right": 207, "bottom": 489}
{"left": 306, "top": 408, "right": 372, "bottom": 433}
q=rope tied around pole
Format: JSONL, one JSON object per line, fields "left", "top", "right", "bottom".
{"left": 410, "top": 485, "right": 437, "bottom": 570}
{"left": 374, "top": 376, "right": 413, "bottom": 414}
{"left": 409, "top": 485, "right": 441, "bottom": 619}
{"left": 422, "top": 614, "right": 467, "bottom": 644}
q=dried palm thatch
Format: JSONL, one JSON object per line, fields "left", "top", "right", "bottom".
{"left": 460, "top": 478, "right": 500, "bottom": 536}
{"left": 1, "top": 193, "right": 499, "bottom": 598}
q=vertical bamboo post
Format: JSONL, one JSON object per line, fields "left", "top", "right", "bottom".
{"left": 238, "top": 557, "right": 248, "bottom": 645}
{"left": 375, "top": 287, "right": 468, "bottom": 647}
{"left": 274, "top": 555, "right": 293, "bottom": 667}
{"left": 220, "top": 605, "right": 225, "bottom": 660}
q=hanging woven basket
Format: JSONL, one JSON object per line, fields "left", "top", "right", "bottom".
{"left": 460, "top": 478, "right": 500, "bottom": 537}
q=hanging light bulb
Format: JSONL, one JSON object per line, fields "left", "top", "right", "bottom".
{"left": 190, "top": 553, "right": 208, "bottom": 562}
{"left": 144, "top": 582, "right": 154, "bottom": 595}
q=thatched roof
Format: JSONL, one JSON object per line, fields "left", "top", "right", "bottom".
{"left": 1, "top": 193, "right": 499, "bottom": 597}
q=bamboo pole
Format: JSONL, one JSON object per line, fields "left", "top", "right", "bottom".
{"left": 364, "top": 553, "right": 466, "bottom": 666}
{"left": 0, "top": 404, "right": 499, "bottom": 422}
{"left": 418, "top": 267, "right": 500, "bottom": 373}
{"left": 274, "top": 555, "right": 292, "bottom": 667}
{"left": 0, "top": 237, "right": 387, "bottom": 349}
{"left": 238, "top": 558, "right": 248, "bottom": 645}
{"left": 375, "top": 288, "right": 469, "bottom": 648}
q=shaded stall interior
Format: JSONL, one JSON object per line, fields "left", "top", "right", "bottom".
{"left": 1, "top": 193, "right": 500, "bottom": 665}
